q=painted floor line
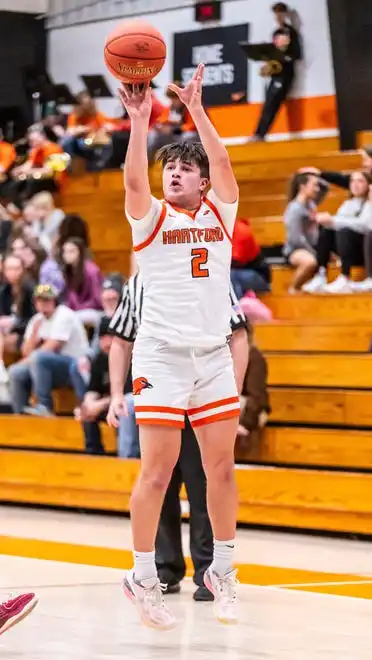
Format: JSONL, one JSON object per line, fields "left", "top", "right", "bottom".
{"left": 274, "top": 579, "right": 372, "bottom": 589}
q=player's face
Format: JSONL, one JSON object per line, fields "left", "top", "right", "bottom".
{"left": 163, "top": 158, "right": 208, "bottom": 207}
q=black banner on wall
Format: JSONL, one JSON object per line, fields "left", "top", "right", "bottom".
{"left": 173, "top": 24, "right": 249, "bottom": 107}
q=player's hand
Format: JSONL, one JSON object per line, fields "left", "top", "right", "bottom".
{"left": 168, "top": 63, "right": 204, "bottom": 111}
{"left": 107, "top": 394, "right": 128, "bottom": 428}
{"left": 118, "top": 83, "right": 152, "bottom": 122}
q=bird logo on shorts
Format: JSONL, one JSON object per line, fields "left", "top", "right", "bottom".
{"left": 133, "top": 377, "right": 154, "bottom": 396}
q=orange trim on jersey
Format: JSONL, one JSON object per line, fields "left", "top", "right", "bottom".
{"left": 191, "top": 409, "right": 240, "bottom": 428}
{"left": 165, "top": 200, "right": 203, "bottom": 221}
{"left": 203, "top": 197, "right": 233, "bottom": 244}
{"left": 135, "top": 405, "right": 184, "bottom": 415}
{"left": 133, "top": 203, "right": 167, "bottom": 252}
{"left": 136, "top": 418, "right": 185, "bottom": 428}
{"left": 188, "top": 396, "right": 240, "bottom": 416}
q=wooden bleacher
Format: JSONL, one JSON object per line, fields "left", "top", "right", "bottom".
{"left": 2, "top": 135, "right": 372, "bottom": 536}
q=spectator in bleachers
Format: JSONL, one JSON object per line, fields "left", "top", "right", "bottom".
{"left": 74, "top": 315, "right": 138, "bottom": 456}
{"left": 0, "top": 203, "right": 12, "bottom": 254}
{"left": 0, "top": 130, "right": 16, "bottom": 191}
{"left": 22, "top": 192, "right": 64, "bottom": 254}
{"left": 8, "top": 284, "right": 89, "bottom": 416}
{"left": 55, "top": 213, "right": 90, "bottom": 257}
{"left": 16, "top": 239, "right": 47, "bottom": 285}
{"left": 9, "top": 124, "right": 64, "bottom": 206}
{"left": 0, "top": 254, "right": 35, "bottom": 382}
{"left": 148, "top": 86, "right": 198, "bottom": 164}
{"left": 111, "top": 85, "right": 165, "bottom": 168}
{"left": 61, "top": 237, "right": 103, "bottom": 325}
{"left": 305, "top": 173, "right": 372, "bottom": 293}
{"left": 69, "top": 273, "right": 125, "bottom": 401}
{"left": 283, "top": 172, "right": 320, "bottom": 291}
{"left": 237, "top": 324, "right": 270, "bottom": 443}
{"left": 231, "top": 217, "right": 271, "bottom": 298}
{"left": 61, "top": 91, "right": 114, "bottom": 169}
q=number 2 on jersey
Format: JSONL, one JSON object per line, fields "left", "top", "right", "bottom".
{"left": 191, "top": 248, "right": 209, "bottom": 278}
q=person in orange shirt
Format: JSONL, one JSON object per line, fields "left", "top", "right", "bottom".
{"left": 148, "top": 85, "right": 198, "bottom": 163}
{"left": 8, "top": 124, "right": 64, "bottom": 207}
{"left": 230, "top": 217, "right": 271, "bottom": 298}
{"left": 61, "top": 91, "right": 115, "bottom": 169}
{"left": 0, "top": 131, "right": 16, "bottom": 183}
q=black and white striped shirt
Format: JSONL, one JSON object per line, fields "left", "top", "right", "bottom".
{"left": 109, "top": 272, "right": 247, "bottom": 342}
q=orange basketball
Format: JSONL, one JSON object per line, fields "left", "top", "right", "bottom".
{"left": 104, "top": 19, "right": 166, "bottom": 84}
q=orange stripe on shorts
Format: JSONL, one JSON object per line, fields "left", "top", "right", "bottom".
{"left": 188, "top": 396, "right": 239, "bottom": 416}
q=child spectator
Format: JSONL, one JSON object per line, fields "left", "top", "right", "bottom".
{"left": 306, "top": 172, "right": 372, "bottom": 293}
{"left": 231, "top": 217, "right": 271, "bottom": 297}
{"left": 237, "top": 324, "right": 270, "bottom": 444}
{"left": 0, "top": 254, "right": 34, "bottom": 379}
{"left": 61, "top": 237, "right": 102, "bottom": 325}
{"left": 8, "top": 284, "right": 89, "bottom": 416}
{"left": 283, "top": 172, "right": 320, "bottom": 291}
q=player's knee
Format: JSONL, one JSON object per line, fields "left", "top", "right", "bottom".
{"left": 204, "top": 455, "right": 235, "bottom": 484}
{"left": 138, "top": 462, "right": 174, "bottom": 493}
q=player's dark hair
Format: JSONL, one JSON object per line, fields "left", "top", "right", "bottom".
{"left": 288, "top": 172, "right": 316, "bottom": 201}
{"left": 156, "top": 142, "right": 210, "bottom": 179}
{"left": 272, "top": 2, "right": 289, "bottom": 12}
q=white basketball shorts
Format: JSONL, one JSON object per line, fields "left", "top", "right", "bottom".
{"left": 132, "top": 335, "right": 240, "bottom": 428}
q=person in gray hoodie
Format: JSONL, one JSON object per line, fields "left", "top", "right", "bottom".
{"left": 304, "top": 171, "right": 372, "bottom": 293}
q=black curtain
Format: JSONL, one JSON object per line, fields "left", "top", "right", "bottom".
{"left": 0, "top": 11, "right": 47, "bottom": 139}
{"left": 327, "top": 0, "right": 372, "bottom": 150}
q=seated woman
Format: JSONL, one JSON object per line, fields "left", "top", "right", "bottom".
{"left": 61, "top": 91, "right": 114, "bottom": 170}
{"left": 22, "top": 192, "right": 64, "bottom": 254}
{"left": 0, "top": 254, "right": 34, "bottom": 379}
{"left": 283, "top": 172, "right": 320, "bottom": 292}
{"left": 61, "top": 237, "right": 102, "bottom": 325}
{"left": 304, "top": 171, "right": 371, "bottom": 294}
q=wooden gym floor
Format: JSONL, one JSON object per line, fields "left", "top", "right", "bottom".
{"left": 2, "top": 506, "right": 372, "bottom": 658}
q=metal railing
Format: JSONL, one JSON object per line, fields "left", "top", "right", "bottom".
{"left": 47, "top": 0, "right": 197, "bottom": 28}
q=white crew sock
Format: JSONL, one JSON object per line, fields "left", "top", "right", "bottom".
{"left": 133, "top": 550, "right": 157, "bottom": 582}
{"left": 211, "top": 539, "right": 235, "bottom": 577}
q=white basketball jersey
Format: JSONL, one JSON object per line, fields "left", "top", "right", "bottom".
{"left": 127, "top": 189, "right": 238, "bottom": 348}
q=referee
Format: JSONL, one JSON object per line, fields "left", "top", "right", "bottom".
{"left": 108, "top": 273, "right": 249, "bottom": 600}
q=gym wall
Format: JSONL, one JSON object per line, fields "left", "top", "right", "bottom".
{"left": 48, "top": 0, "right": 337, "bottom": 139}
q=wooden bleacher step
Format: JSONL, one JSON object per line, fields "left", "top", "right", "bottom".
{"left": 269, "top": 388, "right": 372, "bottom": 427}
{"left": 264, "top": 294, "right": 372, "bottom": 322}
{"left": 1, "top": 448, "right": 372, "bottom": 534}
{"left": 3, "top": 416, "right": 372, "bottom": 469}
{"left": 255, "top": 320, "right": 372, "bottom": 352}
{"left": 266, "top": 353, "right": 372, "bottom": 388}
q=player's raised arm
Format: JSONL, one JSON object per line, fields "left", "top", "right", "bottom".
{"left": 168, "top": 64, "right": 238, "bottom": 204}
{"left": 119, "top": 83, "right": 152, "bottom": 220}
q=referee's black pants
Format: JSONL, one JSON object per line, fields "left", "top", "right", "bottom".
{"left": 155, "top": 417, "right": 213, "bottom": 587}
{"left": 255, "top": 74, "right": 294, "bottom": 139}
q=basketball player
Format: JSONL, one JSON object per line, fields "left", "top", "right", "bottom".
{"left": 117, "top": 64, "right": 240, "bottom": 629}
